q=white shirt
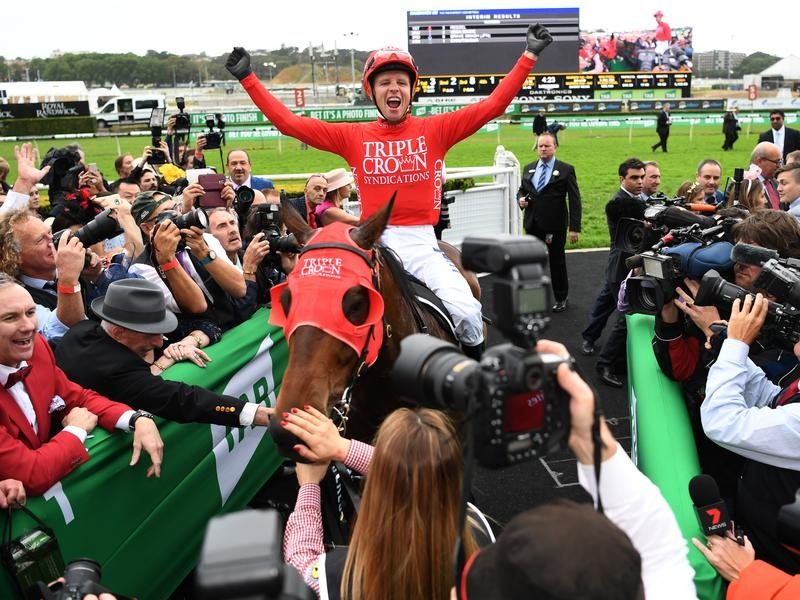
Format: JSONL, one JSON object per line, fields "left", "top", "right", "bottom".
{"left": 578, "top": 445, "right": 698, "bottom": 600}
{"left": 773, "top": 126, "right": 785, "bottom": 156}
{"left": 703, "top": 338, "right": 800, "bottom": 470}
{"left": 16, "top": 274, "right": 71, "bottom": 343}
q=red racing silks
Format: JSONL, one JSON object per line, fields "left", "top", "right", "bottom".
{"left": 269, "top": 222, "right": 385, "bottom": 365}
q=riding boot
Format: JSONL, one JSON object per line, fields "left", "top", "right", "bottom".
{"left": 463, "top": 341, "right": 485, "bottom": 361}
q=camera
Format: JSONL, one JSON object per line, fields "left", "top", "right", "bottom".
{"left": 39, "top": 147, "right": 84, "bottom": 193}
{"left": 625, "top": 240, "right": 734, "bottom": 315}
{"left": 173, "top": 96, "right": 191, "bottom": 132}
{"left": 203, "top": 114, "right": 225, "bottom": 150}
{"left": 615, "top": 204, "right": 719, "bottom": 255}
{"left": 392, "top": 235, "right": 572, "bottom": 468}
{"left": 233, "top": 185, "right": 255, "bottom": 218}
{"left": 155, "top": 208, "right": 208, "bottom": 231}
{"left": 778, "top": 488, "right": 800, "bottom": 556}
{"left": 253, "top": 204, "right": 301, "bottom": 255}
{"left": 52, "top": 208, "right": 123, "bottom": 248}
{"left": 695, "top": 269, "right": 800, "bottom": 351}
{"left": 148, "top": 107, "right": 168, "bottom": 165}
{"left": 195, "top": 509, "right": 314, "bottom": 600}
{"left": 32, "top": 558, "right": 127, "bottom": 600}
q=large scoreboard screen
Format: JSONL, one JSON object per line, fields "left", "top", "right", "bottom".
{"left": 408, "top": 7, "right": 579, "bottom": 76}
{"left": 407, "top": 7, "right": 692, "bottom": 101}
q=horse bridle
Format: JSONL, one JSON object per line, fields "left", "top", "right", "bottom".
{"left": 297, "top": 239, "right": 382, "bottom": 432}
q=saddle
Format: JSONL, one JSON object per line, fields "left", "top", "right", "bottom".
{"left": 377, "top": 244, "right": 458, "bottom": 340}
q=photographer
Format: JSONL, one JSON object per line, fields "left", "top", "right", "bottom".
{"left": 459, "top": 340, "right": 696, "bottom": 599}
{"left": 703, "top": 294, "right": 800, "bottom": 573}
{"left": 128, "top": 191, "right": 248, "bottom": 338}
{"left": 165, "top": 114, "right": 206, "bottom": 170}
{"left": 242, "top": 203, "right": 297, "bottom": 306}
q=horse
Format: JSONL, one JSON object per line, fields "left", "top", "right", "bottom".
{"left": 267, "top": 196, "right": 480, "bottom": 458}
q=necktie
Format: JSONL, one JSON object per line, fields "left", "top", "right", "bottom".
{"left": 765, "top": 180, "right": 780, "bottom": 209}
{"left": 42, "top": 281, "right": 57, "bottom": 292}
{"left": 4, "top": 366, "right": 31, "bottom": 389}
{"left": 536, "top": 163, "right": 548, "bottom": 192}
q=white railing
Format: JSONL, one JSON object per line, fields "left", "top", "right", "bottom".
{"left": 262, "top": 145, "right": 522, "bottom": 246}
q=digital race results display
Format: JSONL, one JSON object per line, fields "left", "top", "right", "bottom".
{"left": 408, "top": 7, "right": 579, "bottom": 76}
{"left": 408, "top": 8, "right": 692, "bottom": 101}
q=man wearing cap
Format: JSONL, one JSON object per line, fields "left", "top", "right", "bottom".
{"left": 458, "top": 339, "right": 695, "bottom": 600}
{"left": 56, "top": 279, "right": 273, "bottom": 427}
{"left": 127, "top": 191, "right": 247, "bottom": 332}
{"left": 653, "top": 10, "right": 672, "bottom": 54}
{"left": 0, "top": 274, "right": 164, "bottom": 495}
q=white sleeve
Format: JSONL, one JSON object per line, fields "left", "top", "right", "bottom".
{"left": 0, "top": 190, "right": 31, "bottom": 213}
{"left": 578, "top": 445, "right": 698, "bottom": 600}
{"left": 203, "top": 233, "right": 234, "bottom": 265}
{"left": 702, "top": 339, "right": 800, "bottom": 469}
{"left": 128, "top": 263, "right": 180, "bottom": 313}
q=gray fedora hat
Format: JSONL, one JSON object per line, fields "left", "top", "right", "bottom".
{"left": 91, "top": 279, "right": 178, "bottom": 334}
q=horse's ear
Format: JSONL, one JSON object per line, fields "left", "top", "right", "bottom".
{"left": 280, "top": 198, "right": 314, "bottom": 245}
{"left": 351, "top": 192, "right": 395, "bottom": 250}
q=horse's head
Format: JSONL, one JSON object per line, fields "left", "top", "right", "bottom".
{"left": 268, "top": 195, "right": 395, "bottom": 459}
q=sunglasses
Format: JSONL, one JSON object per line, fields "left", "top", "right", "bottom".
{"left": 764, "top": 157, "right": 784, "bottom": 166}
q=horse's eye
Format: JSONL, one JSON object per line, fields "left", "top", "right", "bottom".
{"left": 280, "top": 287, "right": 292, "bottom": 315}
{"left": 342, "top": 286, "right": 369, "bottom": 325}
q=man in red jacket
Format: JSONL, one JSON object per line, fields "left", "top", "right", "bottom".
{"left": 0, "top": 274, "right": 164, "bottom": 494}
{"left": 226, "top": 24, "right": 553, "bottom": 358}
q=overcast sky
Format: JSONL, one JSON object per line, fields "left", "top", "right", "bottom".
{"left": 1, "top": 1, "right": 788, "bottom": 59}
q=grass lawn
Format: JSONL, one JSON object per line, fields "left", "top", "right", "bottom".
{"left": 0, "top": 122, "right": 755, "bottom": 248}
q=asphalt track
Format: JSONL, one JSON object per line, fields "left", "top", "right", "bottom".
{"left": 475, "top": 247, "right": 631, "bottom": 524}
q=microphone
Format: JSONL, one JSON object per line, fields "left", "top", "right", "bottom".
{"left": 656, "top": 206, "right": 717, "bottom": 230}
{"left": 731, "top": 242, "right": 780, "bottom": 266}
{"left": 689, "top": 474, "right": 732, "bottom": 538}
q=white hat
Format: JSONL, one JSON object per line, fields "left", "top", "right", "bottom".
{"left": 324, "top": 168, "right": 354, "bottom": 192}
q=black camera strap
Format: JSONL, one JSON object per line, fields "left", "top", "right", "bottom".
{"left": 2, "top": 503, "right": 52, "bottom": 544}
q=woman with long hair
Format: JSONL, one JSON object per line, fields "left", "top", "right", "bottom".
{"left": 282, "top": 406, "right": 484, "bottom": 600}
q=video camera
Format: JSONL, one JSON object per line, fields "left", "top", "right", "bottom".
{"left": 694, "top": 243, "right": 800, "bottom": 350}
{"left": 32, "top": 558, "right": 129, "bottom": 600}
{"left": 52, "top": 208, "right": 123, "bottom": 249}
{"left": 615, "top": 202, "right": 720, "bottom": 256}
{"left": 203, "top": 113, "right": 225, "bottom": 150}
{"left": 195, "top": 509, "right": 314, "bottom": 600}
{"left": 392, "top": 235, "right": 572, "bottom": 468}
{"left": 148, "top": 107, "right": 168, "bottom": 165}
{"left": 39, "top": 147, "right": 84, "bottom": 194}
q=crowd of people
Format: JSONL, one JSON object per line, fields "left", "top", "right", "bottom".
{"left": 1, "top": 19, "right": 800, "bottom": 600}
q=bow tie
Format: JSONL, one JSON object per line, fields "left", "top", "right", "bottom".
{"left": 4, "top": 366, "right": 31, "bottom": 389}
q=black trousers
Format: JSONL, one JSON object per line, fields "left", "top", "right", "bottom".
{"left": 652, "top": 129, "right": 669, "bottom": 152}
{"left": 528, "top": 224, "right": 568, "bottom": 302}
{"left": 596, "top": 282, "right": 628, "bottom": 373}
{"left": 582, "top": 278, "right": 616, "bottom": 343}
{"left": 722, "top": 131, "right": 738, "bottom": 150}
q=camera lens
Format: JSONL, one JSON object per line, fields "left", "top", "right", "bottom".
{"left": 392, "top": 334, "right": 480, "bottom": 411}
{"left": 63, "top": 558, "right": 102, "bottom": 588}
{"left": 175, "top": 208, "right": 209, "bottom": 230}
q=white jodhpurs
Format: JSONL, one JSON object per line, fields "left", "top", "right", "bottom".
{"left": 381, "top": 225, "right": 484, "bottom": 346}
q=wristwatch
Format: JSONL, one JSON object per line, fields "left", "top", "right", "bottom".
{"left": 199, "top": 250, "right": 217, "bottom": 266}
{"left": 128, "top": 410, "right": 155, "bottom": 432}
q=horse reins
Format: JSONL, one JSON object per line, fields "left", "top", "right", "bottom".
{"left": 298, "top": 239, "right": 383, "bottom": 433}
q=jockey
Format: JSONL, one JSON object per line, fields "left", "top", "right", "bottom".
{"left": 226, "top": 24, "right": 553, "bottom": 358}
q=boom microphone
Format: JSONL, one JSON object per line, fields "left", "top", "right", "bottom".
{"left": 731, "top": 242, "right": 780, "bottom": 267}
{"left": 689, "top": 474, "right": 731, "bottom": 537}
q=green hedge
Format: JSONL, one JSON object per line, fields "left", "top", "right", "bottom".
{"left": 0, "top": 116, "right": 96, "bottom": 137}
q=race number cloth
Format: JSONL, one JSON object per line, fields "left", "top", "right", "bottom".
{"left": 0, "top": 309, "right": 286, "bottom": 599}
{"left": 270, "top": 222, "right": 384, "bottom": 365}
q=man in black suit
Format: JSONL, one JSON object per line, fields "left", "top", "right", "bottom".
{"left": 758, "top": 110, "right": 800, "bottom": 162}
{"left": 532, "top": 109, "right": 547, "bottom": 136}
{"left": 56, "top": 278, "right": 273, "bottom": 427}
{"left": 517, "top": 132, "right": 582, "bottom": 312}
{"left": 722, "top": 107, "right": 740, "bottom": 151}
{"left": 651, "top": 103, "right": 671, "bottom": 153}
{"left": 594, "top": 158, "right": 646, "bottom": 387}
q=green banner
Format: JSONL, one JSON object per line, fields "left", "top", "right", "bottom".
{"left": 0, "top": 309, "right": 287, "bottom": 599}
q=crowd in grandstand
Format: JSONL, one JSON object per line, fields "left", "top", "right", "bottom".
{"left": 3, "top": 20, "right": 800, "bottom": 600}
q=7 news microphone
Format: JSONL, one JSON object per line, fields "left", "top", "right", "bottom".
{"left": 688, "top": 474, "right": 745, "bottom": 545}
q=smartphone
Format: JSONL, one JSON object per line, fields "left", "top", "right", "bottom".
{"left": 198, "top": 174, "right": 228, "bottom": 208}
{"left": 88, "top": 163, "right": 98, "bottom": 172}
{"left": 149, "top": 107, "right": 166, "bottom": 129}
